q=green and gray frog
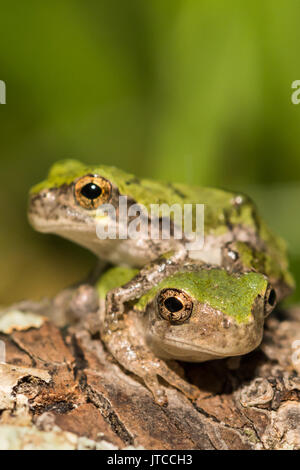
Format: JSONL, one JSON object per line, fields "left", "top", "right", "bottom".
{"left": 28, "top": 160, "right": 294, "bottom": 405}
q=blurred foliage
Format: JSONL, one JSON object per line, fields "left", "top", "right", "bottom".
{"left": 0, "top": 0, "right": 300, "bottom": 304}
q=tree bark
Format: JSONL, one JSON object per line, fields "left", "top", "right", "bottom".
{"left": 0, "top": 299, "right": 299, "bottom": 450}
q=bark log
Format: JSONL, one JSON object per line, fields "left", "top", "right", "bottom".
{"left": 0, "top": 299, "right": 299, "bottom": 450}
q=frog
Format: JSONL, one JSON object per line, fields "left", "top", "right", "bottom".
{"left": 96, "top": 264, "right": 277, "bottom": 405}
{"left": 28, "top": 160, "right": 294, "bottom": 405}
{"left": 28, "top": 159, "right": 294, "bottom": 302}
{"left": 29, "top": 161, "right": 294, "bottom": 356}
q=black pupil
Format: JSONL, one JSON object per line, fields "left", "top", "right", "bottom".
{"left": 81, "top": 183, "right": 102, "bottom": 200}
{"left": 164, "top": 297, "right": 183, "bottom": 313}
{"left": 268, "top": 289, "right": 276, "bottom": 306}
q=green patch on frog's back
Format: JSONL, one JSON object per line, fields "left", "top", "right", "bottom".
{"left": 30, "top": 160, "right": 251, "bottom": 233}
{"left": 136, "top": 269, "right": 268, "bottom": 324}
{"left": 30, "top": 160, "right": 138, "bottom": 195}
{"left": 30, "top": 159, "right": 236, "bottom": 207}
{"left": 29, "top": 160, "right": 294, "bottom": 288}
{"left": 96, "top": 266, "right": 139, "bottom": 299}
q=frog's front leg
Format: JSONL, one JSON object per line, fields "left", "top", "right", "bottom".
{"left": 101, "top": 313, "right": 199, "bottom": 406}
{"left": 47, "top": 261, "right": 109, "bottom": 324}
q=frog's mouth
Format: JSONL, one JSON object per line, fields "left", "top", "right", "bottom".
{"left": 28, "top": 190, "right": 98, "bottom": 233}
{"left": 148, "top": 321, "right": 263, "bottom": 360}
{"left": 147, "top": 334, "right": 228, "bottom": 362}
{"left": 161, "top": 336, "right": 249, "bottom": 357}
{"left": 29, "top": 220, "right": 96, "bottom": 233}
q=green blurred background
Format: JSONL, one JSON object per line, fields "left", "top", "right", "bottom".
{"left": 1, "top": 0, "right": 300, "bottom": 305}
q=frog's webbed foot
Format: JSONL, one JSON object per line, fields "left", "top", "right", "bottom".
{"left": 155, "top": 361, "right": 199, "bottom": 401}
{"left": 143, "top": 362, "right": 199, "bottom": 405}
{"left": 32, "top": 261, "right": 106, "bottom": 326}
{"left": 51, "top": 284, "right": 99, "bottom": 326}
{"left": 101, "top": 320, "right": 199, "bottom": 406}
{"left": 7, "top": 282, "right": 100, "bottom": 328}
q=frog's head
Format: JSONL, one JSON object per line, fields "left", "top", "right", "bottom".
{"left": 28, "top": 159, "right": 145, "bottom": 256}
{"left": 136, "top": 268, "right": 276, "bottom": 362}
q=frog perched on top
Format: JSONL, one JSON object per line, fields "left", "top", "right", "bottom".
{"left": 28, "top": 160, "right": 294, "bottom": 405}
{"left": 29, "top": 159, "right": 293, "bottom": 299}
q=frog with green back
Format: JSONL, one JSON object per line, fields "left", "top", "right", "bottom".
{"left": 96, "top": 264, "right": 276, "bottom": 405}
{"left": 28, "top": 160, "right": 294, "bottom": 404}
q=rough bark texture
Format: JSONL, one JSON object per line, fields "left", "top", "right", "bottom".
{"left": 0, "top": 298, "right": 300, "bottom": 450}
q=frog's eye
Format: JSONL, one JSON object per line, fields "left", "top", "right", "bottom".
{"left": 264, "top": 286, "right": 277, "bottom": 317}
{"left": 157, "top": 288, "right": 193, "bottom": 324}
{"left": 74, "top": 175, "right": 111, "bottom": 209}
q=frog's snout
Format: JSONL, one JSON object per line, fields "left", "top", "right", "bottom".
{"left": 28, "top": 189, "right": 60, "bottom": 228}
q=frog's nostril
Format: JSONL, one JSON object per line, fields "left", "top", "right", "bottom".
{"left": 40, "top": 189, "right": 57, "bottom": 206}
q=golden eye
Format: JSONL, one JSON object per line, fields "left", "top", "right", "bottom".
{"left": 264, "top": 285, "right": 277, "bottom": 317}
{"left": 157, "top": 288, "right": 193, "bottom": 324}
{"left": 74, "top": 175, "right": 111, "bottom": 209}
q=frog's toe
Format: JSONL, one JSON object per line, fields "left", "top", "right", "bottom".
{"left": 157, "top": 363, "right": 199, "bottom": 401}
{"left": 185, "top": 384, "right": 200, "bottom": 401}
{"left": 173, "top": 380, "right": 199, "bottom": 401}
{"left": 154, "top": 391, "right": 168, "bottom": 407}
{"left": 144, "top": 374, "right": 168, "bottom": 406}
